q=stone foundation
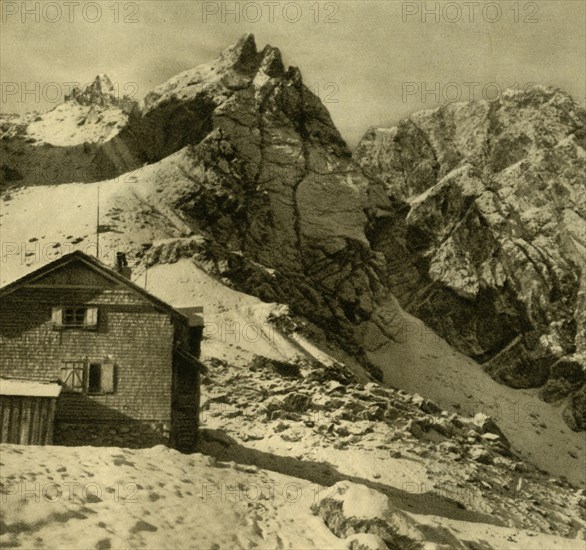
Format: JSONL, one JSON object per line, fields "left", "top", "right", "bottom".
{"left": 54, "top": 420, "right": 170, "bottom": 448}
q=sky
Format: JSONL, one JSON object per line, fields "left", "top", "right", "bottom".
{"left": 1, "top": 0, "right": 585, "bottom": 146}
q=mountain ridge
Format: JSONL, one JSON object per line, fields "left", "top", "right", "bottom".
{"left": 1, "top": 34, "right": 585, "bottom": 491}
{"left": 355, "top": 85, "right": 586, "bottom": 432}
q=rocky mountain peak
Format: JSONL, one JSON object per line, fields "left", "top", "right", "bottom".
{"left": 140, "top": 34, "right": 292, "bottom": 116}
{"left": 499, "top": 84, "right": 576, "bottom": 108}
{"left": 221, "top": 32, "right": 258, "bottom": 71}
{"left": 90, "top": 73, "right": 115, "bottom": 94}
{"left": 259, "top": 45, "right": 285, "bottom": 77}
{"left": 65, "top": 73, "right": 131, "bottom": 109}
{"left": 218, "top": 33, "right": 285, "bottom": 77}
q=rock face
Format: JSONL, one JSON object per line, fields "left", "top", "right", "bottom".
{"left": 15, "top": 33, "right": 388, "bottom": 376}
{"left": 355, "top": 88, "right": 586, "bottom": 428}
{"left": 3, "top": 35, "right": 584, "bottom": 433}
{"left": 102, "top": 34, "right": 398, "bottom": 375}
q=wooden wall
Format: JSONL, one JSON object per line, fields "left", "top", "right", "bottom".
{"left": 0, "top": 285, "right": 176, "bottom": 422}
{"left": 0, "top": 395, "right": 57, "bottom": 445}
{"left": 0, "top": 259, "right": 200, "bottom": 450}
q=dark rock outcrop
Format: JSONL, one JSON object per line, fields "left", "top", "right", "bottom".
{"left": 355, "top": 88, "right": 586, "bottom": 429}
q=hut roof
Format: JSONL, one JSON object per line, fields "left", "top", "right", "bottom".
{"left": 0, "top": 377, "right": 62, "bottom": 398}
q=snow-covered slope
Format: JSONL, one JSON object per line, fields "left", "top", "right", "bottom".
{"left": 1, "top": 161, "right": 584, "bottom": 487}
{"left": 24, "top": 102, "right": 127, "bottom": 147}
{"left": 2, "top": 356, "right": 586, "bottom": 549}
{"left": 9, "top": 74, "right": 133, "bottom": 147}
{"left": 0, "top": 445, "right": 345, "bottom": 549}
{"left": 2, "top": 35, "right": 586, "bottom": 548}
{"left": 0, "top": 74, "right": 134, "bottom": 188}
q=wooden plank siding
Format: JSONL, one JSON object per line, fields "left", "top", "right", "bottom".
{"left": 0, "top": 254, "right": 201, "bottom": 450}
{"left": 0, "top": 286, "right": 176, "bottom": 422}
{"left": 0, "top": 396, "right": 58, "bottom": 445}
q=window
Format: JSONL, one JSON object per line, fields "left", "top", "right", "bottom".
{"left": 87, "top": 362, "right": 116, "bottom": 394}
{"left": 63, "top": 307, "right": 87, "bottom": 327}
{"left": 60, "top": 361, "right": 116, "bottom": 394}
{"left": 52, "top": 306, "right": 98, "bottom": 329}
{"left": 60, "top": 362, "right": 84, "bottom": 393}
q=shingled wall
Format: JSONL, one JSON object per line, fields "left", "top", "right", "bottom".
{"left": 0, "top": 284, "right": 176, "bottom": 446}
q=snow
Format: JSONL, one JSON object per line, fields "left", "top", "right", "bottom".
{"left": 289, "top": 333, "right": 340, "bottom": 367}
{"left": 1, "top": 250, "right": 585, "bottom": 547}
{"left": 0, "top": 377, "right": 62, "bottom": 397}
{"left": 368, "top": 312, "right": 586, "bottom": 488}
{"left": 0, "top": 149, "right": 196, "bottom": 287}
{"left": 1, "top": 37, "right": 584, "bottom": 549}
{"left": 198, "top": 353, "right": 586, "bottom": 547}
{"left": 143, "top": 259, "right": 306, "bottom": 366}
{"left": 1, "top": 152, "right": 584, "bottom": 489}
{"left": 25, "top": 103, "right": 127, "bottom": 146}
{"left": 0, "top": 444, "right": 345, "bottom": 550}
{"left": 3, "top": 352, "right": 580, "bottom": 548}
{"left": 338, "top": 482, "right": 390, "bottom": 519}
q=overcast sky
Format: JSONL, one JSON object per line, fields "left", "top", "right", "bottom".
{"left": 1, "top": 0, "right": 584, "bottom": 146}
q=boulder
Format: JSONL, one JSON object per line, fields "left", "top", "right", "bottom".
{"left": 469, "top": 446, "right": 493, "bottom": 465}
{"left": 282, "top": 392, "right": 312, "bottom": 413}
{"left": 472, "top": 413, "right": 508, "bottom": 445}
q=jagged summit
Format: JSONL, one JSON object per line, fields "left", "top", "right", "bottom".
{"left": 66, "top": 74, "right": 118, "bottom": 107}
{"left": 63, "top": 74, "right": 137, "bottom": 115}
{"left": 220, "top": 32, "right": 259, "bottom": 71}
{"left": 142, "top": 34, "right": 290, "bottom": 112}
{"left": 219, "top": 33, "right": 285, "bottom": 76}
{"left": 0, "top": 76, "right": 133, "bottom": 152}
{"left": 227, "top": 32, "right": 286, "bottom": 73}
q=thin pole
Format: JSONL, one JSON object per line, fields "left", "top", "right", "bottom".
{"left": 96, "top": 185, "right": 100, "bottom": 260}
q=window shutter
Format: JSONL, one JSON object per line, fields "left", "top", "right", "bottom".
{"left": 51, "top": 306, "right": 63, "bottom": 328}
{"left": 72, "top": 368, "right": 84, "bottom": 391}
{"left": 101, "top": 363, "right": 115, "bottom": 393}
{"left": 60, "top": 363, "right": 84, "bottom": 392}
{"left": 60, "top": 366, "right": 73, "bottom": 386}
{"left": 84, "top": 307, "right": 99, "bottom": 329}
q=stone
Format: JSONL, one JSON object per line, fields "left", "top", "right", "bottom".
{"left": 472, "top": 413, "right": 508, "bottom": 444}
{"left": 469, "top": 446, "right": 493, "bottom": 465}
{"left": 325, "top": 381, "right": 347, "bottom": 394}
{"left": 412, "top": 394, "right": 442, "bottom": 415}
{"left": 438, "top": 441, "right": 460, "bottom": 454}
{"left": 250, "top": 356, "right": 302, "bottom": 379}
{"left": 280, "top": 431, "right": 303, "bottom": 443}
{"left": 335, "top": 426, "right": 351, "bottom": 437}
{"left": 282, "top": 392, "right": 312, "bottom": 413}
{"left": 431, "top": 419, "right": 454, "bottom": 437}
{"left": 357, "top": 405, "right": 386, "bottom": 421}
{"left": 406, "top": 420, "right": 426, "bottom": 440}
{"left": 274, "top": 422, "right": 289, "bottom": 433}
{"left": 263, "top": 397, "right": 285, "bottom": 420}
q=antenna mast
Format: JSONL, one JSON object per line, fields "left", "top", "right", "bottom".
{"left": 96, "top": 184, "right": 100, "bottom": 260}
